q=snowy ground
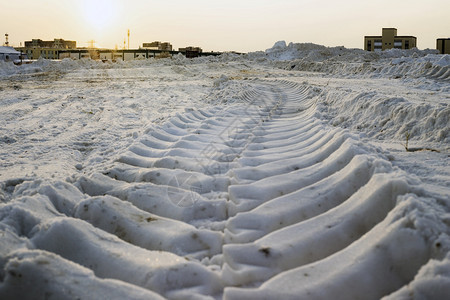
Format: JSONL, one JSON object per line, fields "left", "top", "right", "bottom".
{"left": 0, "top": 43, "right": 449, "bottom": 299}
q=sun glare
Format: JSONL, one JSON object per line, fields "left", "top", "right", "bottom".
{"left": 81, "top": 0, "right": 119, "bottom": 32}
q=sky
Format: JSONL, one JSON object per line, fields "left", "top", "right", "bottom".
{"left": 1, "top": 0, "right": 449, "bottom": 53}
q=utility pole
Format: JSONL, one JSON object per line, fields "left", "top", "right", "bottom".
{"left": 127, "top": 29, "right": 130, "bottom": 50}
{"left": 87, "top": 40, "right": 96, "bottom": 49}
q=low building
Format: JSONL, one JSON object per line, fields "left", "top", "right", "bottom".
{"left": 179, "top": 46, "right": 202, "bottom": 53}
{"left": 179, "top": 46, "right": 203, "bottom": 58}
{"left": 57, "top": 49, "right": 99, "bottom": 60}
{"left": 437, "top": 38, "right": 450, "bottom": 54}
{"left": 364, "top": 28, "right": 416, "bottom": 51}
{"left": 142, "top": 41, "right": 173, "bottom": 51}
{"left": 99, "top": 49, "right": 175, "bottom": 61}
{"left": 23, "top": 48, "right": 60, "bottom": 59}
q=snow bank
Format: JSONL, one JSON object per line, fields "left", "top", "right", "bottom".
{"left": 246, "top": 41, "right": 450, "bottom": 81}
{"left": 0, "top": 52, "right": 242, "bottom": 79}
{"left": 317, "top": 89, "right": 449, "bottom": 145}
{"left": 2, "top": 41, "right": 447, "bottom": 82}
{"left": 263, "top": 41, "right": 333, "bottom": 61}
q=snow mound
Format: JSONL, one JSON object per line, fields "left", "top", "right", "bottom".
{"left": 263, "top": 41, "right": 330, "bottom": 61}
{"left": 3, "top": 41, "right": 447, "bottom": 82}
{"left": 317, "top": 90, "right": 449, "bottom": 145}
{"left": 0, "top": 61, "right": 20, "bottom": 77}
{"left": 261, "top": 41, "right": 439, "bottom": 62}
{"left": 245, "top": 41, "right": 449, "bottom": 81}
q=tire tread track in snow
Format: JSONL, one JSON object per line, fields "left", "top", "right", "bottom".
{"left": 1, "top": 79, "right": 447, "bottom": 299}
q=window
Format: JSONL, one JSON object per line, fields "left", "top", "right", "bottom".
{"left": 405, "top": 41, "right": 409, "bottom": 49}
{"left": 374, "top": 39, "right": 382, "bottom": 51}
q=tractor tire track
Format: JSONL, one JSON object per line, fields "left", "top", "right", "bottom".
{"left": 1, "top": 79, "right": 447, "bottom": 299}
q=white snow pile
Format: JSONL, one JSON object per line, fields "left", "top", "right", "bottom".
{"left": 247, "top": 41, "right": 450, "bottom": 81}
{"left": 261, "top": 40, "right": 331, "bottom": 61}
{"left": 0, "top": 43, "right": 449, "bottom": 299}
{"left": 316, "top": 89, "right": 449, "bottom": 145}
{"left": 0, "top": 52, "right": 243, "bottom": 79}
{"left": 0, "top": 61, "right": 19, "bottom": 77}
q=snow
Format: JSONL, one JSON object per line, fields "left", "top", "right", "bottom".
{"left": 0, "top": 41, "right": 449, "bottom": 299}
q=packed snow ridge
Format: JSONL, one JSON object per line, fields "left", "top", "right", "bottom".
{"left": 0, "top": 42, "right": 449, "bottom": 299}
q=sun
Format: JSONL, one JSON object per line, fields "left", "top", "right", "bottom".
{"left": 81, "top": 0, "right": 119, "bottom": 31}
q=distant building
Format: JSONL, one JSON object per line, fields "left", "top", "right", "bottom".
{"left": 16, "top": 38, "right": 219, "bottom": 61}
{"left": 364, "top": 28, "right": 416, "bottom": 51}
{"left": 24, "top": 39, "right": 76, "bottom": 49}
{"left": 437, "top": 38, "right": 450, "bottom": 54}
{"left": 19, "top": 38, "right": 77, "bottom": 59}
{"left": 179, "top": 46, "right": 203, "bottom": 53}
{"left": 179, "top": 46, "right": 203, "bottom": 58}
{"left": 142, "top": 41, "right": 173, "bottom": 51}
{"left": 19, "top": 47, "right": 59, "bottom": 60}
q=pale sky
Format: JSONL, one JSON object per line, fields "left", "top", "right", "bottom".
{"left": 1, "top": 0, "right": 449, "bottom": 52}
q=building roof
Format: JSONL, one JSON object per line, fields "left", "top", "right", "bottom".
{"left": 364, "top": 35, "right": 416, "bottom": 39}
{"left": 0, "top": 46, "right": 20, "bottom": 54}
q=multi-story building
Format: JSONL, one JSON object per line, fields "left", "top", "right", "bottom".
{"left": 24, "top": 38, "right": 76, "bottom": 49}
{"left": 364, "top": 28, "right": 416, "bottom": 51}
{"left": 20, "top": 38, "right": 76, "bottom": 59}
{"left": 437, "top": 38, "right": 450, "bottom": 54}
